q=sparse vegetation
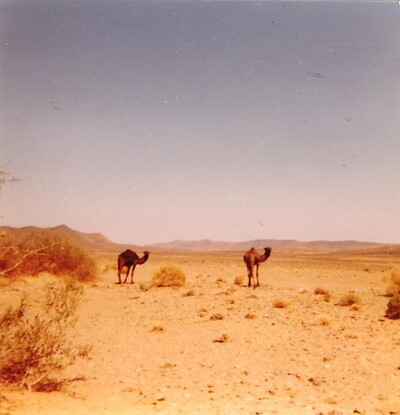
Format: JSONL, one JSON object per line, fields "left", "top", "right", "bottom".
{"left": 182, "top": 289, "right": 195, "bottom": 297}
{"left": 210, "top": 313, "right": 224, "bottom": 321}
{"left": 272, "top": 298, "right": 290, "bottom": 309}
{"left": 386, "top": 294, "right": 400, "bottom": 319}
{"left": 385, "top": 267, "right": 400, "bottom": 297}
{"left": 151, "top": 325, "right": 165, "bottom": 333}
{"left": 0, "top": 278, "right": 90, "bottom": 391}
{"left": 213, "top": 334, "right": 229, "bottom": 343}
{"left": 314, "top": 287, "right": 332, "bottom": 302}
{"left": 316, "top": 314, "right": 332, "bottom": 326}
{"left": 0, "top": 235, "right": 97, "bottom": 282}
{"left": 234, "top": 275, "right": 244, "bottom": 285}
{"left": 337, "top": 293, "right": 361, "bottom": 307}
{"left": 150, "top": 264, "right": 186, "bottom": 288}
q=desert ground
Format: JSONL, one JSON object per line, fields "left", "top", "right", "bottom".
{"left": 1, "top": 249, "right": 399, "bottom": 415}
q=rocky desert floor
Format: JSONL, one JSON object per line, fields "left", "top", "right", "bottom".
{"left": 1, "top": 249, "right": 399, "bottom": 415}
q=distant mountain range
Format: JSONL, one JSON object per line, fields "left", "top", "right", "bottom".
{"left": 0, "top": 224, "right": 399, "bottom": 255}
{"left": 145, "top": 238, "right": 393, "bottom": 254}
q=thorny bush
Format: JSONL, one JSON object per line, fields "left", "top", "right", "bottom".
{"left": 0, "top": 234, "right": 97, "bottom": 282}
{"left": 0, "top": 278, "right": 90, "bottom": 391}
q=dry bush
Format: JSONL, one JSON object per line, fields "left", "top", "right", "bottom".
{"left": 151, "top": 325, "right": 165, "bottom": 333}
{"left": 0, "top": 278, "right": 90, "bottom": 391}
{"left": 386, "top": 268, "right": 400, "bottom": 297}
{"left": 337, "top": 293, "right": 361, "bottom": 307}
{"left": 182, "top": 290, "right": 195, "bottom": 297}
{"left": 150, "top": 264, "right": 186, "bottom": 288}
{"left": 0, "top": 235, "right": 97, "bottom": 282}
{"left": 234, "top": 275, "right": 244, "bottom": 285}
{"left": 272, "top": 298, "right": 290, "bottom": 309}
{"left": 316, "top": 314, "right": 332, "bottom": 326}
{"left": 314, "top": 287, "right": 332, "bottom": 302}
{"left": 210, "top": 313, "right": 224, "bottom": 321}
{"left": 386, "top": 294, "right": 400, "bottom": 319}
{"left": 213, "top": 334, "right": 229, "bottom": 343}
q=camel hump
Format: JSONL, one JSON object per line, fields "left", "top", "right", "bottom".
{"left": 119, "top": 249, "right": 138, "bottom": 259}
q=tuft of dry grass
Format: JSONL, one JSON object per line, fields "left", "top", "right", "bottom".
{"left": 234, "top": 275, "right": 244, "bottom": 285}
{"left": 151, "top": 325, "right": 165, "bottom": 333}
{"left": 182, "top": 289, "right": 195, "bottom": 297}
{"left": 337, "top": 293, "right": 361, "bottom": 307}
{"left": 316, "top": 314, "right": 332, "bottom": 326}
{"left": 272, "top": 298, "right": 290, "bottom": 309}
{"left": 244, "top": 313, "right": 257, "bottom": 320}
{"left": 314, "top": 287, "right": 332, "bottom": 302}
{"left": 210, "top": 313, "right": 224, "bottom": 321}
{"left": 213, "top": 334, "right": 229, "bottom": 343}
{"left": 385, "top": 267, "right": 400, "bottom": 297}
{"left": 150, "top": 264, "right": 186, "bottom": 288}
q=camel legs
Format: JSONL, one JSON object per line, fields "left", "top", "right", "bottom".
{"left": 117, "top": 259, "right": 122, "bottom": 284}
{"left": 247, "top": 265, "right": 253, "bottom": 287}
{"left": 123, "top": 266, "right": 132, "bottom": 284}
{"left": 129, "top": 264, "right": 137, "bottom": 284}
{"left": 255, "top": 264, "right": 260, "bottom": 287}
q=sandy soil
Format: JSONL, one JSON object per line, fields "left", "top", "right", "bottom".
{"left": 1, "top": 250, "right": 399, "bottom": 415}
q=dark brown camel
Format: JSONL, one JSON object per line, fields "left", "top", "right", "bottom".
{"left": 243, "top": 247, "right": 271, "bottom": 288}
{"left": 117, "top": 249, "right": 150, "bottom": 284}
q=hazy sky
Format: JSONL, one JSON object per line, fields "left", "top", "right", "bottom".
{"left": 1, "top": 0, "right": 399, "bottom": 245}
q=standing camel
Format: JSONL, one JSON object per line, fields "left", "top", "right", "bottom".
{"left": 117, "top": 249, "right": 150, "bottom": 284}
{"left": 243, "top": 247, "right": 271, "bottom": 288}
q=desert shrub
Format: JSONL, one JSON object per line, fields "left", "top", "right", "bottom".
{"left": 0, "top": 235, "right": 97, "bottom": 282}
{"left": 150, "top": 264, "right": 186, "bottom": 288}
{"left": 151, "top": 325, "right": 165, "bottom": 333}
{"left": 272, "top": 298, "right": 290, "bottom": 309}
{"left": 234, "top": 275, "right": 244, "bottom": 285}
{"left": 386, "top": 268, "right": 400, "bottom": 297}
{"left": 314, "top": 287, "right": 332, "bottom": 302}
{"left": 316, "top": 314, "right": 332, "bottom": 326}
{"left": 386, "top": 294, "right": 400, "bottom": 319}
{"left": 182, "top": 289, "right": 195, "bottom": 297}
{"left": 337, "top": 293, "right": 361, "bottom": 307}
{"left": 0, "top": 278, "right": 90, "bottom": 391}
{"left": 213, "top": 334, "right": 229, "bottom": 343}
{"left": 210, "top": 313, "right": 224, "bottom": 321}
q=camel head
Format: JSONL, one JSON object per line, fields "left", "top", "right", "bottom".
{"left": 264, "top": 247, "right": 272, "bottom": 259}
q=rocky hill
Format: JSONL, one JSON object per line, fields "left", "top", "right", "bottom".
{"left": 0, "top": 224, "right": 127, "bottom": 252}
{"left": 1, "top": 225, "right": 398, "bottom": 255}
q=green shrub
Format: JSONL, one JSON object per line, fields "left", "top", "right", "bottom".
{"left": 0, "top": 278, "right": 90, "bottom": 391}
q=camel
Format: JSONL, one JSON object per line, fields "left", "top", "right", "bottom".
{"left": 117, "top": 249, "right": 150, "bottom": 284}
{"left": 243, "top": 247, "right": 271, "bottom": 288}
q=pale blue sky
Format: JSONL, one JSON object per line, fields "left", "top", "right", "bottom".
{"left": 1, "top": 1, "right": 399, "bottom": 245}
